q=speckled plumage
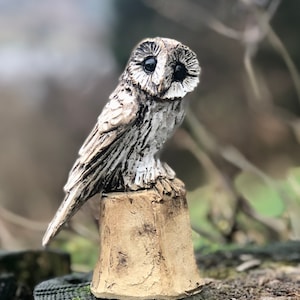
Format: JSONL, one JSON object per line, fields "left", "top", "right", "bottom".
{"left": 43, "top": 37, "right": 200, "bottom": 246}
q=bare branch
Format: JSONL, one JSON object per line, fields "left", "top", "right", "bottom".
{"left": 0, "top": 205, "right": 47, "bottom": 231}
{"left": 143, "top": 0, "right": 241, "bottom": 39}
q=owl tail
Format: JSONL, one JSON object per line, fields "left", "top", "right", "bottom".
{"left": 42, "top": 187, "right": 84, "bottom": 247}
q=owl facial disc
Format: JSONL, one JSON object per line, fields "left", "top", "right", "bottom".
{"left": 127, "top": 37, "right": 201, "bottom": 100}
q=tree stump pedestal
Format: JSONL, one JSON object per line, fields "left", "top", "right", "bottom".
{"left": 91, "top": 178, "right": 203, "bottom": 299}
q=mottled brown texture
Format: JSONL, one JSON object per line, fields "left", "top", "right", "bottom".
{"left": 91, "top": 178, "right": 203, "bottom": 299}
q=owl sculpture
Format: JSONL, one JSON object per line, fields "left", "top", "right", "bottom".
{"left": 43, "top": 37, "right": 200, "bottom": 246}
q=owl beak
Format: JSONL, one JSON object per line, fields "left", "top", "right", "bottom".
{"left": 158, "top": 80, "right": 165, "bottom": 93}
{"left": 158, "top": 80, "right": 169, "bottom": 97}
{"left": 158, "top": 80, "right": 173, "bottom": 99}
{"left": 158, "top": 69, "right": 173, "bottom": 97}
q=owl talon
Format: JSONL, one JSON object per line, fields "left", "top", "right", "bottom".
{"left": 154, "top": 177, "right": 185, "bottom": 199}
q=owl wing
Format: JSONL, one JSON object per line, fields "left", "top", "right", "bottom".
{"left": 64, "top": 87, "right": 139, "bottom": 191}
{"left": 79, "top": 90, "right": 138, "bottom": 164}
{"left": 42, "top": 87, "right": 139, "bottom": 246}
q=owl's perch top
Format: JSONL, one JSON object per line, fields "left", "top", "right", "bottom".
{"left": 91, "top": 177, "right": 203, "bottom": 299}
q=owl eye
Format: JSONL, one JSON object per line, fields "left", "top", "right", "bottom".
{"left": 142, "top": 56, "right": 157, "bottom": 74}
{"left": 173, "top": 62, "right": 187, "bottom": 82}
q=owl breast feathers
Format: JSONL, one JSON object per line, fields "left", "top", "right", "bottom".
{"left": 42, "top": 37, "right": 201, "bottom": 246}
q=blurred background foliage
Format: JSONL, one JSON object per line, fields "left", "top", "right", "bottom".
{"left": 0, "top": 0, "right": 300, "bottom": 270}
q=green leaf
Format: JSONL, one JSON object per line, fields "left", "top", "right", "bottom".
{"left": 235, "top": 172, "right": 285, "bottom": 217}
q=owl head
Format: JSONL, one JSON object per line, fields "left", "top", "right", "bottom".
{"left": 125, "top": 37, "right": 201, "bottom": 100}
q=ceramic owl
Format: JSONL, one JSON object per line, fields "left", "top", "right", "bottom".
{"left": 43, "top": 37, "right": 200, "bottom": 246}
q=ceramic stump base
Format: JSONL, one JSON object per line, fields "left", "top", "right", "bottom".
{"left": 91, "top": 178, "right": 203, "bottom": 299}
